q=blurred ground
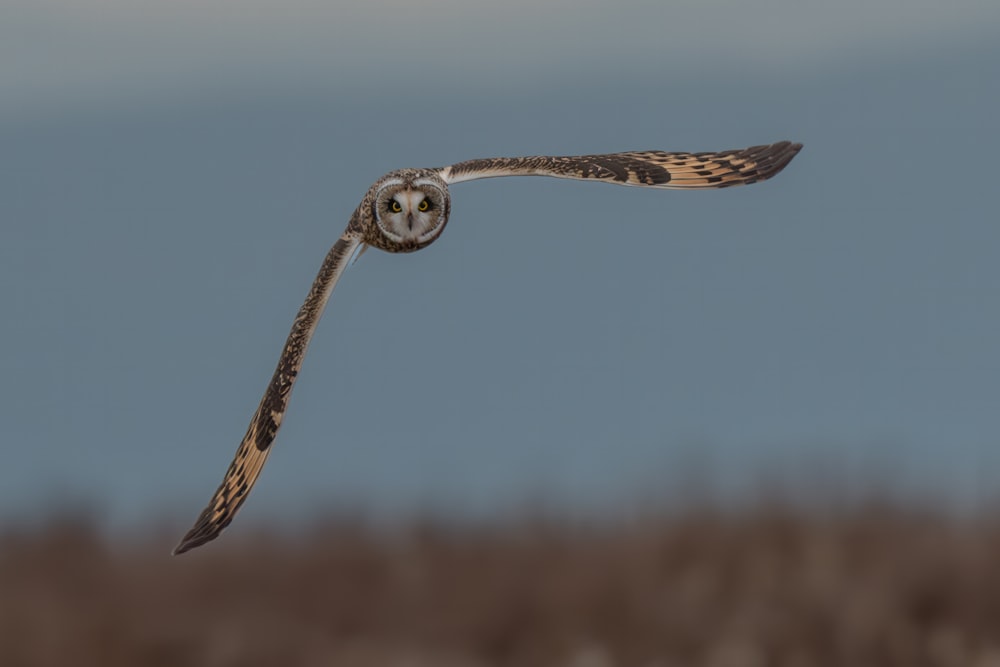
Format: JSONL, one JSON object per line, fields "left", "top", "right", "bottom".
{"left": 4, "top": 505, "right": 1000, "bottom": 667}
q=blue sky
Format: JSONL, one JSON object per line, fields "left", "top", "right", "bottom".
{"left": 3, "top": 2, "right": 1000, "bottom": 532}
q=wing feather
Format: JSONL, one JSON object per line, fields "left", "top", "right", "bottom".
{"left": 440, "top": 141, "right": 802, "bottom": 190}
{"left": 173, "top": 231, "right": 363, "bottom": 554}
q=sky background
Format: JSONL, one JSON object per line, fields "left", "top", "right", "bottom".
{"left": 3, "top": 1, "right": 1000, "bottom": 534}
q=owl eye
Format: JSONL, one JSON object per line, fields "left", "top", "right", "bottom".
{"left": 418, "top": 199, "right": 432, "bottom": 212}
{"left": 389, "top": 199, "right": 402, "bottom": 213}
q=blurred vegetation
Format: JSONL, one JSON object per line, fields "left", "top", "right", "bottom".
{"left": 4, "top": 505, "right": 1000, "bottom": 666}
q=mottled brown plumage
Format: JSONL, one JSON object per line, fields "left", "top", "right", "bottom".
{"left": 174, "top": 232, "right": 363, "bottom": 553}
{"left": 174, "top": 141, "right": 802, "bottom": 554}
{"left": 442, "top": 141, "right": 801, "bottom": 189}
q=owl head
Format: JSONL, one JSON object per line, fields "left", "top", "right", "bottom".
{"left": 364, "top": 169, "right": 451, "bottom": 253}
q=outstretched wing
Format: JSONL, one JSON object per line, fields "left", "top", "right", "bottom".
{"left": 174, "top": 231, "right": 364, "bottom": 555}
{"left": 440, "top": 141, "right": 802, "bottom": 190}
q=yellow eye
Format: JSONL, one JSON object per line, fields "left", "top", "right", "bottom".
{"left": 389, "top": 200, "right": 402, "bottom": 213}
{"left": 418, "top": 199, "right": 430, "bottom": 212}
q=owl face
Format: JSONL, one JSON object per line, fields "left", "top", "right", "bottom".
{"left": 370, "top": 173, "right": 450, "bottom": 252}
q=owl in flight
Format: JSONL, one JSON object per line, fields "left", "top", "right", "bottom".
{"left": 174, "top": 141, "right": 803, "bottom": 554}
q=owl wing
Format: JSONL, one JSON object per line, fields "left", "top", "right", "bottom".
{"left": 173, "top": 230, "right": 364, "bottom": 555}
{"left": 440, "top": 141, "right": 802, "bottom": 189}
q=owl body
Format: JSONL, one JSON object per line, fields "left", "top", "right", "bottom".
{"left": 174, "top": 141, "right": 803, "bottom": 554}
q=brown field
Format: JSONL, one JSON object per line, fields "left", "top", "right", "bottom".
{"left": 4, "top": 505, "right": 1000, "bottom": 667}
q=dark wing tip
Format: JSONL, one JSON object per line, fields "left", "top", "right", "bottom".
{"left": 172, "top": 524, "right": 210, "bottom": 556}
{"left": 172, "top": 527, "right": 220, "bottom": 556}
{"left": 172, "top": 507, "right": 233, "bottom": 555}
{"left": 172, "top": 530, "right": 204, "bottom": 556}
{"left": 172, "top": 541, "right": 195, "bottom": 556}
{"left": 753, "top": 141, "right": 803, "bottom": 180}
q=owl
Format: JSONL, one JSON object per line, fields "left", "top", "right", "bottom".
{"left": 174, "top": 141, "right": 803, "bottom": 554}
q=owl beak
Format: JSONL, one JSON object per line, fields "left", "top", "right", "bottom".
{"left": 407, "top": 211, "right": 414, "bottom": 230}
